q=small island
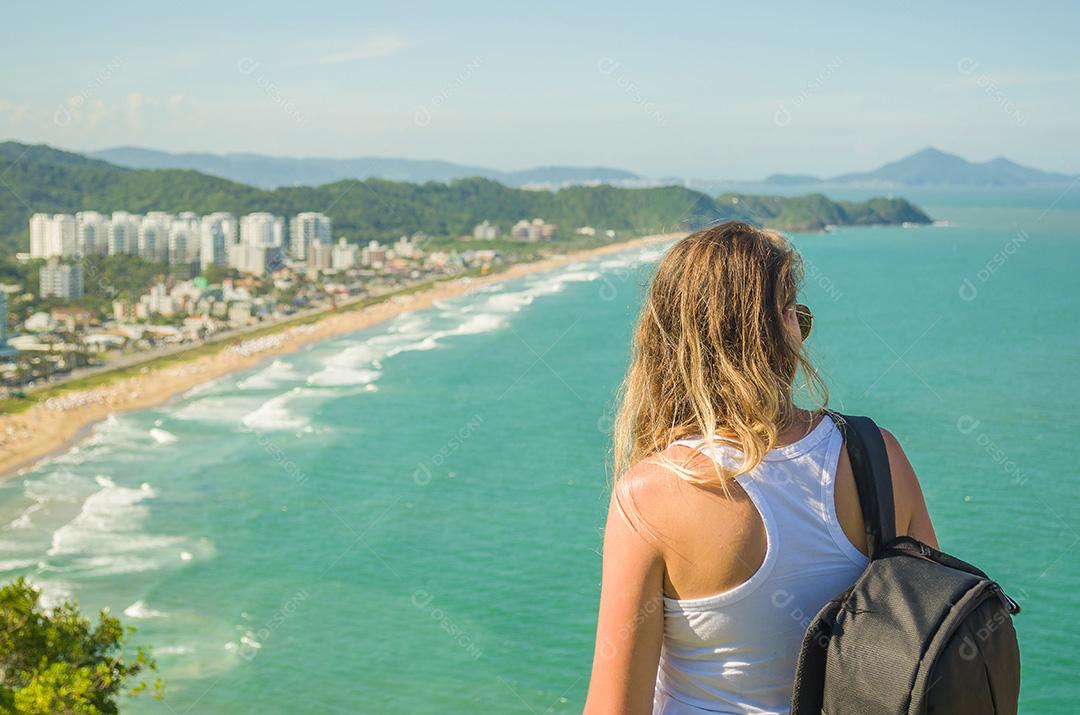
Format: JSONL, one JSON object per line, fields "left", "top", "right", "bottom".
{"left": 713, "top": 192, "right": 931, "bottom": 232}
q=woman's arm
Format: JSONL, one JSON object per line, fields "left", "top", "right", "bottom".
{"left": 882, "top": 428, "right": 939, "bottom": 549}
{"left": 583, "top": 487, "right": 665, "bottom": 714}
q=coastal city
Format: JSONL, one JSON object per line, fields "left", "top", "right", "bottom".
{"left": 0, "top": 209, "right": 609, "bottom": 394}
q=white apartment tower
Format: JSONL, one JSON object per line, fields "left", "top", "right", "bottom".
{"left": 108, "top": 212, "right": 141, "bottom": 255}
{"left": 138, "top": 212, "right": 173, "bottom": 262}
{"left": 234, "top": 213, "right": 285, "bottom": 275}
{"left": 29, "top": 213, "right": 77, "bottom": 258}
{"left": 289, "top": 212, "right": 332, "bottom": 260}
{"left": 169, "top": 212, "right": 201, "bottom": 264}
{"left": 75, "top": 211, "right": 110, "bottom": 256}
{"left": 239, "top": 213, "right": 285, "bottom": 248}
{"left": 200, "top": 212, "right": 236, "bottom": 270}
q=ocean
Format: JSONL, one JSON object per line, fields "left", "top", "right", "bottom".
{"left": 0, "top": 188, "right": 1076, "bottom": 713}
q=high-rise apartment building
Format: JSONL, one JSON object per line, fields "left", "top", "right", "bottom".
{"left": 29, "top": 213, "right": 77, "bottom": 258}
{"left": 108, "top": 212, "right": 141, "bottom": 255}
{"left": 200, "top": 212, "right": 236, "bottom": 270}
{"left": 75, "top": 211, "right": 110, "bottom": 256}
{"left": 138, "top": 212, "right": 173, "bottom": 262}
{"left": 289, "top": 212, "right": 332, "bottom": 260}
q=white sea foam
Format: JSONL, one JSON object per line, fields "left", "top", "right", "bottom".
{"left": 83, "top": 414, "right": 142, "bottom": 447}
{"left": 8, "top": 471, "right": 87, "bottom": 530}
{"left": 635, "top": 248, "right": 665, "bottom": 262}
{"left": 389, "top": 313, "right": 428, "bottom": 333}
{"left": 241, "top": 388, "right": 313, "bottom": 431}
{"left": 33, "top": 579, "right": 74, "bottom": 609}
{"left": 442, "top": 312, "right": 507, "bottom": 337}
{"left": 385, "top": 337, "right": 439, "bottom": 356}
{"left": 557, "top": 270, "right": 601, "bottom": 283}
{"left": 485, "top": 291, "right": 535, "bottom": 312}
{"left": 60, "top": 553, "right": 169, "bottom": 576}
{"left": 124, "top": 600, "right": 166, "bottom": 619}
{"left": 6, "top": 503, "right": 42, "bottom": 529}
{"left": 47, "top": 476, "right": 180, "bottom": 565}
{"left": 237, "top": 359, "right": 305, "bottom": 390}
{"left": 306, "top": 334, "right": 422, "bottom": 385}
{"left": 306, "top": 366, "right": 381, "bottom": 387}
{"left": 173, "top": 396, "right": 263, "bottom": 424}
{"left": 149, "top": 427, "right": 178, "bottom": 445}
{"left": 0, "top": 558, "right": 37, "bottom": 572}
{"left": 155, "top": 645, "right": 194, "bottom": 655}
{"left": 181, "top": 378, "right": 223, "bottom": 399}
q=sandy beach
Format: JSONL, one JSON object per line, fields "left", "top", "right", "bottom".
{"left": 0, "top": 232, "right": 680, "bottom": 480}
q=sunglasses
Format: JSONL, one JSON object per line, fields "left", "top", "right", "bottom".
{"left": 794, "top": 303, "right": 813, "bottom": 340}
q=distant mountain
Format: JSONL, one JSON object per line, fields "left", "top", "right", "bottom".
{"left": 760, "top": 173, "right": 821, "bottom": 187}
{"left": 764, "top": 147, "right": 1077, "bottom": 187}
{"left": 0, "top": 141, "right": 930, "bottom": 255}
{"left": 89, "top": 146, "right": 645, "bottom": 190}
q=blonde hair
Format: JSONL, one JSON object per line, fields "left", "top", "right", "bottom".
{"left": 612, "top": 221, "right": 827, "bottom": 486}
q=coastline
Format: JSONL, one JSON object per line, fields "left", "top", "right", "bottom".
{"left": 0, "top": 232, "right": 681, "bottom": 481}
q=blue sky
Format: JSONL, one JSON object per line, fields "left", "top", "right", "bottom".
{"left": 2, "top": 1, "right": 1077, "bottom": 178}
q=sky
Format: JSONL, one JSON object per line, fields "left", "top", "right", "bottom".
{"left": 1, "top": 1, "right": 1078, "bottom": 179}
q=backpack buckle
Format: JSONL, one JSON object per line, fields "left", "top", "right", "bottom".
{"left": 991, "top": 584, "right": 1021, "bottom": 615}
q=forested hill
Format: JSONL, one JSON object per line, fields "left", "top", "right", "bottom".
{"left": 0, "top": 142, "right": 931, "bottom": 253}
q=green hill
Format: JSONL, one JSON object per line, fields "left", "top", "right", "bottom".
{"left": 0, "top": 142, "right": 931, "bottom": 254}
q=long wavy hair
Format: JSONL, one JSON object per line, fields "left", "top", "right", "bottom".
{"left": 612, "top": 221, "right": 827, "bottom": 486}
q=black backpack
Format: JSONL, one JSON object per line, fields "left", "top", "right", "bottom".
{"left": 790, "top": 412, "right": 1022, "bottom": 715}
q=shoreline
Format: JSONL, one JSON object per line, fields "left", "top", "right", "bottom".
{"left": 0, "top": 232, "right": 682, "bottom": 481}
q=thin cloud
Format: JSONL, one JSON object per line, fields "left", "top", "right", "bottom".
{"left": 293, "top": 36, "right": 406, "bottom": 66}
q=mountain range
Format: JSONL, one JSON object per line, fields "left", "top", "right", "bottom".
{"left": 87, "top": 145, "right": 1074, "bottom": 190}
{"left": 89, "top": 147, "right": 645, "bottom": 190}
{"left": 0, "top": 142, "right": 930, "bottom": 255}
{"left": 764, "top": 147, "right": 1076, "bottom": 187}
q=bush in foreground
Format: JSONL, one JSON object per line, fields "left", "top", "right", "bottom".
{"left": 0, "top": 578, "right": 161, "bottom": 714}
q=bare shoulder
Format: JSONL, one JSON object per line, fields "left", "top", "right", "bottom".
{"left": 879, "top": 428, "right": 918, "bottom": 492}
{"left": 878, "top": 427, "right": 939, "bottom": 547}
{"left": 611, "top": 444, "right": 715, "bottom": 538}
{"left": 614, "top": 445, "right": 697, "bottom": 508}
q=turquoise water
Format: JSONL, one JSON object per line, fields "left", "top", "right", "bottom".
{"left": 0, "top": 191, "right": 1077, "bottom": 713}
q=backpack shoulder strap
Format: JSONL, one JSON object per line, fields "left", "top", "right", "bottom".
{"left": 825, "top": 411, "right": 896, "bottom": 559}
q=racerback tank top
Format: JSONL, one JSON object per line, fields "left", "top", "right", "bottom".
{"left": 654, "top": 415, "right": 867, "bottom": 715}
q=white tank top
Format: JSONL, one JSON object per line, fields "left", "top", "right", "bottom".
{"left": 654, "top": 415, "right": 867, "bottom": 715}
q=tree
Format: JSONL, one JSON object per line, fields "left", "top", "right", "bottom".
{"left": 0, "top": 578, "right": 161, "bottom": 714}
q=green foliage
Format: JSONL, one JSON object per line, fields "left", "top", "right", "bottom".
{"left": 715, "top": 192, "right": 931, "bottom": 231}
{"left": 199, "top": 263, "right": 234, "bottom": 285}
{"left": 0, "top": 256, "right": 39, "bottom": 288}
{"left": 80, "top": 254, "right": 167, "bottom": 301}
{"left": 0, "top": 142, "right": 932, "bottom": 255}
{"left": 0, "top": 578, "right": 161, "bottom": 714}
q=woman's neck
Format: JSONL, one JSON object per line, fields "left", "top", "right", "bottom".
{"left": 776, "top": 407, "right": 819, "bottom": 447}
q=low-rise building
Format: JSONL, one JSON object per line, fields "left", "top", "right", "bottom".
{"left": 331, "top": 238, "right": 357, "bottom": 270}
{"left": 361, "top": 240, "right": 387, "bottom": 269}
{"left": 511, "top": 218, "right": 557, "bottom": 241}
{"left": 138, "top": 283, "right": 176, "bottom": 318}
{"left": 50, "top": 306, "right": 92, "bottom": 332}
{"left": 473, "top": 220, "right": 499, "bottom": 240}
